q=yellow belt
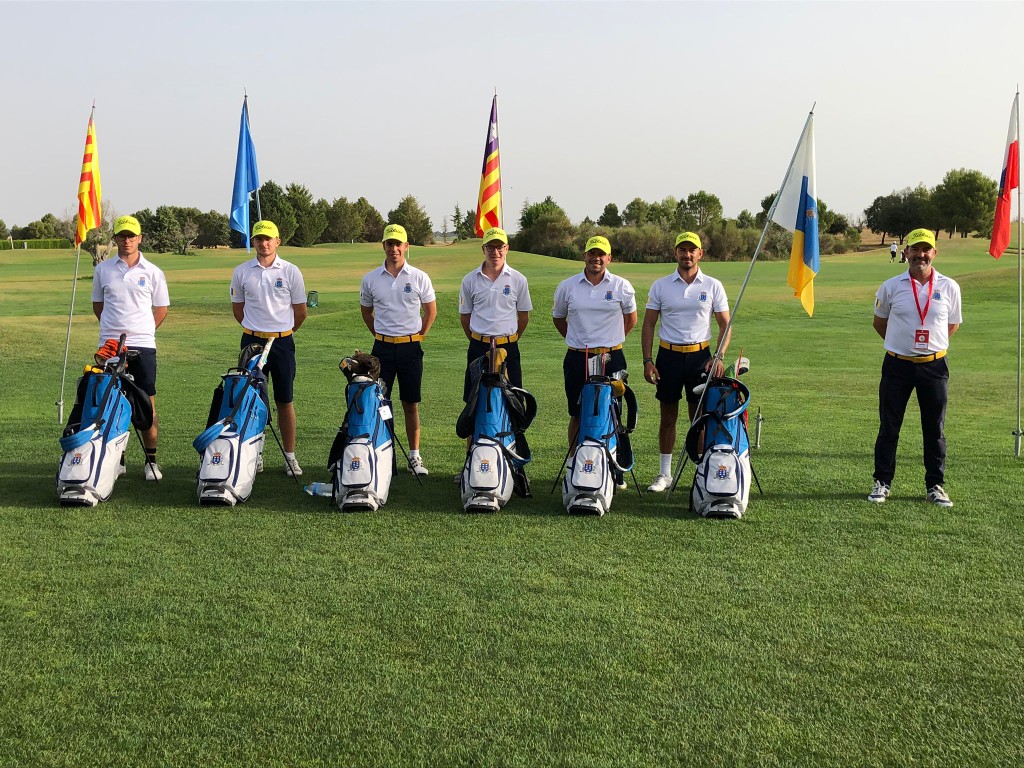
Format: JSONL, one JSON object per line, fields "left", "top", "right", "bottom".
{"left": 887, "top": 350, "right": 947, "bottom": 363}
{"left": 243, "top": 328, "right": 293, "bottom": 338}
{"left": 659, "top": 340, "right": 709, "bottom": 353}
{"left": 570, "top": 344, "right": 623, "bottom": 354}
{"left": 375, "top": 333, "right": 424, "bottom": 344}
{"left": 471, "top": 332, "right": 519, "bottom": 344}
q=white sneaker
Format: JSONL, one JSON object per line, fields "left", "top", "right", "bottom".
{"left": 615, "top": 477, "right": 628, "bottom": 491}
{"left": 647, "top": 473, "right": 672, "bottom": 493}
{"left": 409, "top": 456, "right": 429, "bottom": 476}
{"left": 285, "top": 457, "right": 303, "bottom": 477}
{"left": 256, "top": 455, "right": 264, "bottom": 473}
{"left": 867, "top": 480, "right": 890, "bottom": 503}
{"left": 144, "top": 462, "right": 163, "bottom": 481}
{"left": 927, "top": 485, "right": 953, "bottom": 507}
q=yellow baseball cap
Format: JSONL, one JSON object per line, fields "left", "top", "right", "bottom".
{"left": 113, "top": 215, "right": 141, "bottom": 236}
{"left": 585, "top": 235, "right": 611, "bottom": 255}
{"left": 906, "top": 228, "right": 936, "bottom": 248}
{"left": 674, "top": 231, "right": 702, "bottom": 249}
{"left": 482, "top": 227, "right": 508, "bottom": 245}
{"left": 252, "top": 220, "right": 280, "bottom": 239}
{"left": 382, "top": 223, "right": 408, "bottom": 243}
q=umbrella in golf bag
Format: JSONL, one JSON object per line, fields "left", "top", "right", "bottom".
{"left": 684, "top": 375, "right": 760, "bottom": 519}
{"left": 193, "top": 341, "right": 273, "bottom": 506}
{"left": 326, "top": 352, "right": 395, "bottom": 512}
{"left": 456, "top": 346, "right": 537, "bottom": 513}
{"left": 57, "top": 334, "right": 154, "bottom": 507}
{"left": 561, "top": 369, "right": 638, "bottom": 516}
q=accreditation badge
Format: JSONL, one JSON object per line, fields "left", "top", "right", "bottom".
{"left": 914, "top": 329, "right": 930, "bottom": 351}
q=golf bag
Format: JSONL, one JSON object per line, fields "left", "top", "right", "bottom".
{"left": 562, "top": 373, "right": 637, "bottom": 516}
{"left": 456, "top": 350, "right": 537, "bottom": 513}
{"left": 327, "top": 352, "right": 395, "bottom": 512}
{"left": 193, "top": 345, "right": 271, "bottom": 506}
{"left": 57, "top": 340, "right": 154, "bottom": 507}
{"left": 685, "top": 376, "right": 752, "bottom": 519}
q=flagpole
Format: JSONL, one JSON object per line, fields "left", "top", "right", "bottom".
{"left": 495, "top": 88, "right": 502, "bottom": 228}
{"left": 1015, "top": 88, "right": 1022, "bottom": 457}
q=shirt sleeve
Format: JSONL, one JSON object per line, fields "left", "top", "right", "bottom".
{"left": 458, "top": 275, "right": 472, "bottom": 315}
{"left": 420, "top": 273, "right": 436, "bottom": 304}
{"left": 874, "top": 282, "right": 890, "bottom": 318}
{"left": 552, "top": 281, "right": 568, "bottom": 318}
{"left": 359, "top": 275, "right": 373, "bottom": 308}
{"left": 518, "top": 275, "right": 533, "bottom": 312}
{"left": 947, "top": 281, "right": 963, "bottom": 325}
{"left": 712, "top": 281, "right": 729, "bottom": 313}
{"left": 152, "top": 269, "right": 171, "bottom": 307}
{"left": 230, "top": 267, "right": 244, "bottom": 303}
{"left": 620, "top": 279, "right": 637, "bottom": 314}
{"left": 645, "top": 279, "right": 662, "bottom": 311}
{"left": 91, "top": 266, "right": 104, "bottom": 302}
{"left": 290, "top": 266, "right": 306, "bottom": 305}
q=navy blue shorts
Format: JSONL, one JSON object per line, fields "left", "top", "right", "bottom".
{"left": 655, "top": 346, "right": 711, "bottom": 404}
{"left": 241, "top": 333, "right": 296, "bottom": 404}
{"left": 128, "top": 347, "right": 157, "bottom": 396}
{"left": 563, "top": 348, "right": 627, "bottom": 417}
{"left": 464, "top": 338, "right": 522, "bottom": 401}
{"left": 373, "top": 340, "right": 424, "bottom": 404}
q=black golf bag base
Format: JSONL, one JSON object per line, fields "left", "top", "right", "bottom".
{"left": 567, "top": 499, "right": 606, "bottom": 517}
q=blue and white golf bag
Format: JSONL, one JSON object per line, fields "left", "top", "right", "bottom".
{"left": 685, "top": 377, "right": 752, "bottom": 519}
{"left": 193, "top": 346, "right": 270, "bottom": 506}
{"left": 57, "top": 347, "right": 153, "bottom": 507}
{"left": 562, "top": 372, "right": 637, "bottom": 516}
{"left": 328, "top": 354, "right": 395, "bottom": 512}
{"left": 456, "top": 352, "right": 536, "bottom": 513}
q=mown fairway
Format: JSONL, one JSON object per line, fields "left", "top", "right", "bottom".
{"left": 1, "top": 238, "right": 1021, "bottom": 766}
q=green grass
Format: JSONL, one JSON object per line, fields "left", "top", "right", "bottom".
{"left": 1, "top": 239, "right": 1022, "bottom": 766}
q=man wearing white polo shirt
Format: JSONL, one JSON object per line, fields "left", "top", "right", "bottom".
{"left": 869, "top": 227, "right": 962, "bottom": 507}
{"left": 459, "top": 226, "right": 532, "bottom": 399}
{"left": 552, "top": 235, "right": 637, "bottom": 447}
{"left": 230, "top": 220, "right": 307, "bottom": 476}
{"left": 640, "top": 231, "right": 731, "bottom": 492}
{"left": 92, "top": 214, "right": 170, "bottom": 480}
{"left": 359, "top": 223, "right": 437, "bottom": 476}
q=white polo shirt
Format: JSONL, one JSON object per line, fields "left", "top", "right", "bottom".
{"left": 360, "top": 261, "right": 436, "bottom": 336}
{"left": 646, "top": 268, "right": 729, "bottom": 345}
{"left": 230, "top": 255, "right": 306, "bottom": 333}
{"left": 91, "top": 253, "right": 170, "bottom": 348}
{"left": 458, "top": 263, "right": 532, "bottom": 336}
{"left": 874, "top": 269, "right": 962, "bottom": 356}
{"left": 552, "top": 270, "right": 637, "bottom": 349}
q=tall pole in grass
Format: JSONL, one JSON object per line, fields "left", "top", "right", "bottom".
{"left": 1015, "top": 88, "right": 1022, "bottom": 457}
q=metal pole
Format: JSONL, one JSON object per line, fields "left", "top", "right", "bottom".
{"left": 754, "top": 406, "right": 764, "bottom": 449}
{"left": 56, "top": 243, "right": 84, "bottom": 422}
{"left": 1015, "top": 89, "right": 1022, "bottom": 457}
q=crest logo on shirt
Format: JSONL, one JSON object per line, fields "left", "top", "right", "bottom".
{"left": 604, "top": 291, "right": 613, "bottom": 301}
{"left": 932, "top": 290, "right": 941, "bottom": 300}
{"left": 275, "top": 278, "right": 284, "bottom": 289}
{"left": 699, "top": 291, "right": 708, "bottom": 302}
{"left": 404, "top": 283, "right": 412, "bottom": 294}
{"left": 503, "top": 285, "right": 511, "bottom": 296}
{"left": 138, "top": 277, "right": 146, "bottom": 287}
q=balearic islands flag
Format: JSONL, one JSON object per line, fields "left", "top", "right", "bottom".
{"left": 230, "top": 97, "right": 260, "bottom": 251}
{"left": 771, "top": 114, "right": 820, "bottom": 317}
{"left": 989, "top": 93, "right": 1019, "bottom": 259}
{"left": 75, "top": 112, "right": 102, "bottom": 246}
{"left": 474, "top": 95, "right": 502, "bottom": 237}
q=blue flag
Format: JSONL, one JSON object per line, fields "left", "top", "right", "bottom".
{"left": 230, "top": 98, "right": 260, "bottom": 250}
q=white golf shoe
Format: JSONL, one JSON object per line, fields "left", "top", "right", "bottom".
{"left": 647, "top": 474, "right": 673, "bottom": 493}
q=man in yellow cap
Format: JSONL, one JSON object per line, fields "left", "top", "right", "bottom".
{"left": 552, "top": 234, "right": 637, "bottom": 449}
{"left": 230, "top": 220, "right": 307, "bottom": 476}
{"left": 459, "top": 227, "right": 532, "bottom": 398}
{"left": 91, "top": 214, "right": 170, "bottom": 480}
{"left": 359, "top": 223, "right": 437, "bottom": 476}
{"left": 869, "top": 228, "right": 962, "bottom": 507}
{"left": 640, "top": 231, "right": 731, "bottom": 492}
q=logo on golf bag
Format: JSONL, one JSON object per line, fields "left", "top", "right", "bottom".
{"left": 502, "top": 285, "right": 511, "bottom": 295}
{"left": 71, "top": 453, "right": 83, "bottom": 466}
{"left": 699, "top": 291, "right": 708, "bottom": 302}
{"left": 478, "top": 459, "right": 491, "bottom": 473}
{"left": 604, "top": 291, "right": 613, "bottom": 301}
{"left": 403, "top": 283, "right": 412, "bottom": 293}
{"left": 349, "top": 456, "right": 362, "bottom": 471}
{"left": 211, "top": 452, "right": 222, "bottom": 465}
{"left": 716, "top": 464, "right": 730, "bottom": 480}
{"left": 583, "top": 458, "right": 595, "bottom": 474}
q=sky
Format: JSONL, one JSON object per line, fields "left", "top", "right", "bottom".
{"left": 2, "top": 1, "right": 1021, "bottom": 234}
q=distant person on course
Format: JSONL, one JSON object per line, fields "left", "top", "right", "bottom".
{"left": 640, "top": 232, "right": 731, "bottom": 493}
{"left": 359, "top": 223, "right": 437, "bottom": 476}
{"left": 552, "top": 235, "right": 637, "bottom": 451}
{"left": 890, "top": 242, "right": 898, "bottom": 262}
{"left": 230, "top": 219, "right": 307, "bottom": 477}
{"left": 92, "top": 214, "right": 170, "bottom": 480}
{"left": 868, "top": 228, "right": 962, "bottom": 508}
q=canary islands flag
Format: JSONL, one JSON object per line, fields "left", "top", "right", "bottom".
{"left": 75, "top": 110, "right": 102, "bottom": 247}
{"left": 771, "top": 114, "right": 819, "bottom": 317}
{"left": 474, "top": 95, "right": 502, "bottom": 237}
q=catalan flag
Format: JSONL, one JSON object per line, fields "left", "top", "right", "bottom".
{"left": 989, "top": 93, "right": 1019, "bottom": 259}
{"left": 474, "top": 95, "right": 502, "bottom": 237}
{"left": 75, "top": 110, "right": 102, "bottom": 246}
{"left": 771, "top": 113, "right": 819, "bottom": 317}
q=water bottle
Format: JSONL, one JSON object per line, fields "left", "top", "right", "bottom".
{"left": 304, "top": 482, "right": 332, "bottom": 497}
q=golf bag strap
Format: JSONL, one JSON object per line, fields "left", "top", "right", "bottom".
{"left": 684, "top": 413, "right": 712, "bottom": 463}
{"left": 620, "top": 385, "right": 638, "bottom": 434}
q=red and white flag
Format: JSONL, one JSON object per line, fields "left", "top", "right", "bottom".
{"left": 989, "top": 93, "right": 1019, "bottom": 259}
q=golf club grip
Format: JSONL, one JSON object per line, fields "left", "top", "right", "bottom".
{"left": 256, "top": 337, "right": 276, "bottom": 370}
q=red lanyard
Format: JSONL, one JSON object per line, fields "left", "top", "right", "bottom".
{"left": 910, "top": 271, "right": 934, "bottom": 325}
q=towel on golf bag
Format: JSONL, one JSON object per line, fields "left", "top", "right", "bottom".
{"left": 457, "top": 350, "right": 537, "bottom": 511}
{"left": 57, "top": 355, "right": 153, "bottom": 506}
{"left": 327, "top": 353, "right": 395, "bottom": 512}
{"left": 562, "top": 374, "right": 637, "bottom": 516}
{"left": 685, "top": 376, "right": 751, "bottom": 519}
{"left": 193, "top": 347, "right": 270, "bottom": 506}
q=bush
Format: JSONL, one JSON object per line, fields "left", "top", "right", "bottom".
{"left": 0, "top": 238, "right": 72, "bottom": 250}
{"left": 607, "top": 225, "right": 673, "bottom": 263}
